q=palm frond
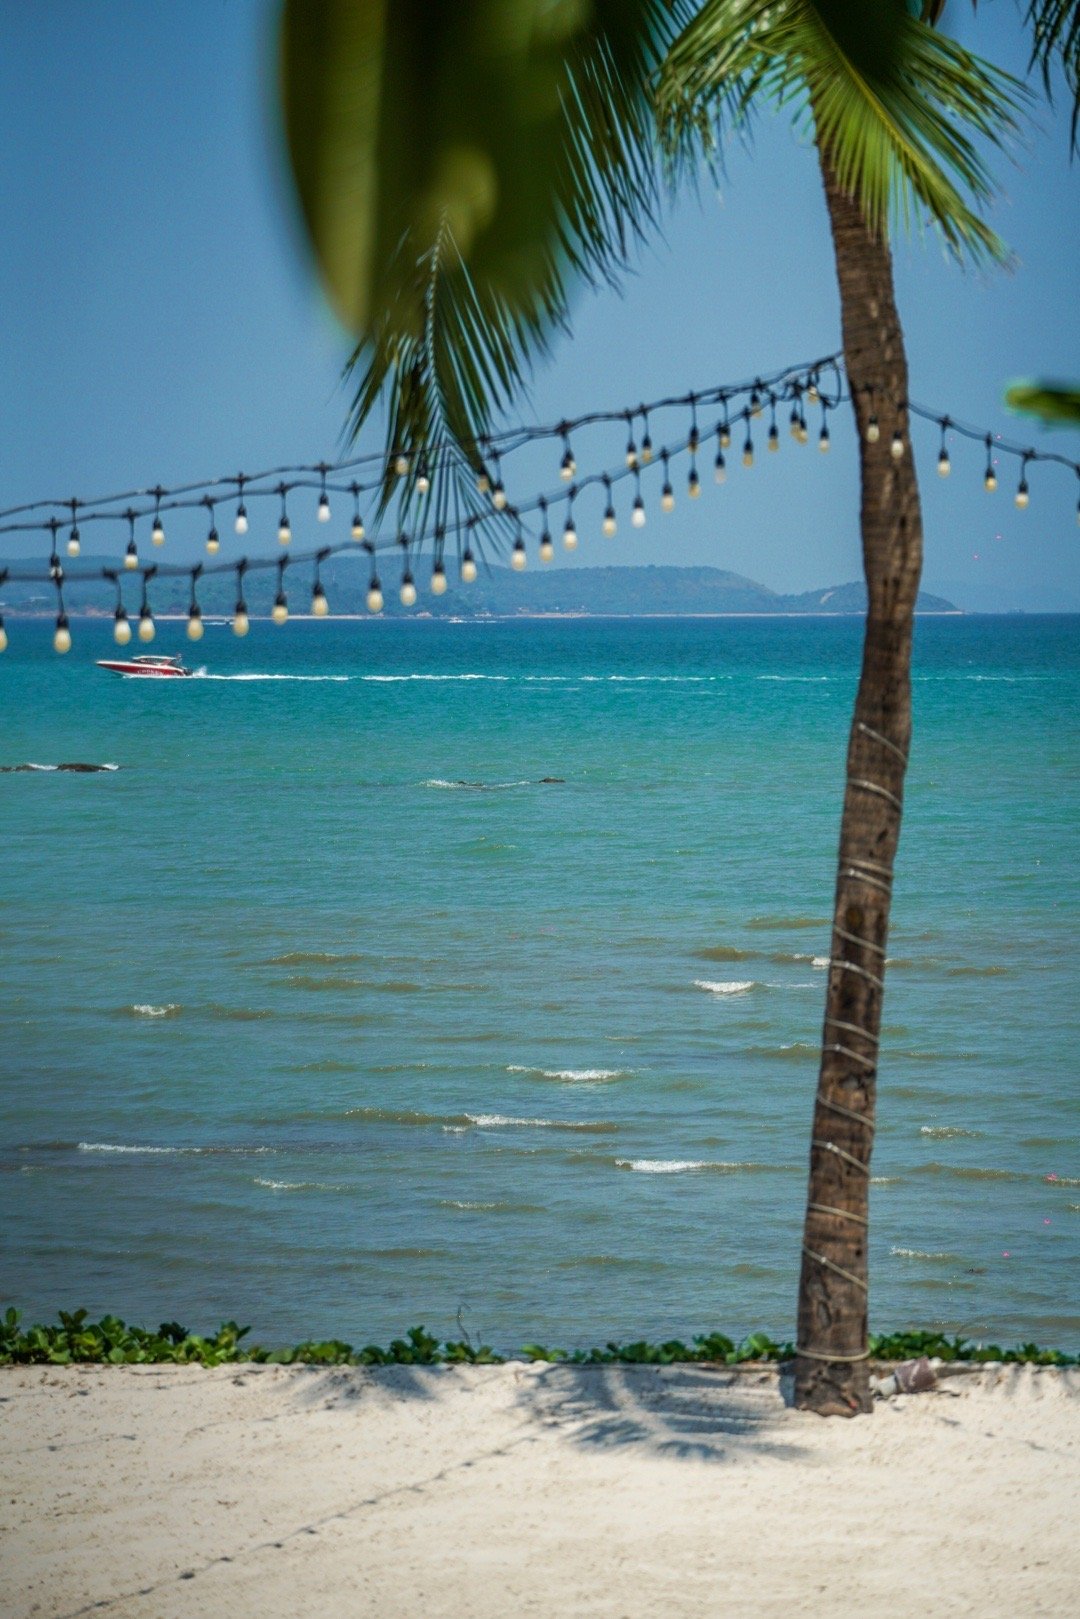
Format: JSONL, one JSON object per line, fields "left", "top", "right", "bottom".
{"left": 1025, "top": 1, "right": 1080, "bottom": 147}
{"left": 1006, "top": 378, "right": 1080, "bottom": 427}
{"left": 279, "top": 0, "right": 693, "bottom": 503}
{"left": 657, "top": 0, "right": 1026, "bottom": 265}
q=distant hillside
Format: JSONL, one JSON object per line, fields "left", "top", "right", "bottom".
{"left": 0, "top": 557, "right": 958, "bottom": 617}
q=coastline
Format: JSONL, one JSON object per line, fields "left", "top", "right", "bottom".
{"left": 4, "top": 1361, "right": 1077, "bottom": 1618}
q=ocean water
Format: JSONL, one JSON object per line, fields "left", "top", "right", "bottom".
{"left": 1, "top": 614, "right": 1077, "bottom": 1352}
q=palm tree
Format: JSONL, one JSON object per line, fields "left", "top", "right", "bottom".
{"left": 278, "top": 1, "right": 1049, "bottom": 1414}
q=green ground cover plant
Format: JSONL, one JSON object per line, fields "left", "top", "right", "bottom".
{"left": 1, "top": 1310, "right": 1074, "bottom": 1369}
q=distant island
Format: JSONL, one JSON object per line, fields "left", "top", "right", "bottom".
{"left": 0, "top": 558, "right": 959, "bottom": 617}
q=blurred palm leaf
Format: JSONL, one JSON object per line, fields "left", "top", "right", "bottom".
{"left": 657, "top": 0, "right": 1024, "bottom": 265}
{"left": 279, "top": 0, "right": 693, "bottom": 492}
{"left": 1005, "top": 379, "right": 1080, "bottom": 426}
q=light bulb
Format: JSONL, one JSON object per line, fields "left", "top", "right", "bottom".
{"left": 138, "top": 609, "right": 155, "bottom": 643}
{"left": 394, "top": 453, "right": 410, "bottom": 476}
{"left": 416, "top": 472, "right": 430, "bottom": 495}
{"left": 1015, "top": 482, "right": 1029, "bottom": 510}
{"left": 278, "top": 518, "right": 292, "bottom": 545}
{"left": 54, "top": 616, "right": 72, "bottom": 654}
{"left": 938, "top": 451, "right": 951, "bottom": 477}
{"left": 511, "top": 538, "right": 527, "bottom": 570}
{"left": 0, "top": 619, "right": 7, "bottom": 653}
{"left": 719, "top": 426, "right": 731, "bottom": 450}
{"left": 742, "top": 441, "right": 754, "bottom": 469}
{"left": 819, "top": 427, "right": 830, "bottom": 453}
{"left": 311, "top": 584, "right": 329, "bottom": 615}
{"left": 114, "top": 610, "right": 131, "bottom": 646}
{"left": 632, "top": 496, "right": 646, "bottom": 528}
{"left": 563, "top": 520, "right": 578, "bottom": 550}
{"left": 539, "top": 535, "right": 554, "bottom": 563}
{"left": 234, "top": 506, "right": 248, "bottom": 536}
{"left": 768, "top": 426, "right": 779, "bottom": 453}
{"left": 866, "top": 417, "right": 880, "bottom": 444}
{"left": 640, "top": 435, "right": 653, "bottom": 464}
{"left": 476, "top": 471, "right": 490, "bottom": 495}
{"left": 461, "top": 551, "right": 478, "bottom": 583}
{"left": 206, "top": 528, "right": 220, "bottom": 555}
{"left": 233, "top": 605, "right": 250, "bottom": 636}
{"left": 271, "top": 595, "right": 288, "bottom": 625}
{"left": 625, "top": 440, "right": 638, "bottom": 470}
{"left": 560, "top": 450, "right": 575, "bottom": 480}
{"left": 431, "top": 563, "right": 447, "bottom": 595}
{"left": 67, "top": 529, "right": 81, "bottom": 557}
{"left": 492, "top": 484, "right": 507, "bottom": 510}
{"left": 351, "top": 517, "right": 365, "bottom": 541}
{"left": 807, "top": 382, "right": 819, "bottom": 404}
{"left": 890, "top": 432, "right": 904, "bottom": 460}
{"left": 151, "top": 521, "right": 165, "bottom": 547}
{"left": 689, "top": 426, "right": 700, "bottom": 453}
{"left": 984, "top": 469, "right": 997, "bottom": 492}
{"left": 661, "top": 485, "right": 675, "bottom": 513}
{"left": 124, "top": 541, "right": 138, "bottom": 570}
{"left": 318, "top": 494, "right": 331, "bottom": 523}
{"left": 797, "top": 420, "right": 809, "bottom": 444}
{"left": 188, "top": 606, "right": 204, "bottom": 640}
{"left": 400, "top": 574, "right": 417, "bottom": 607}
{"left": 602, "top": 508, "right": 617, "bottom": 536}
{"left": 750, "top": 391, "right": 763, "bottom": 418}
{"left": 714, "top": 452, "right": 727, "bottom": 484}
{"left": 688, "top": 470, "right": 701, "bottom": 498}
{"left": 367, "top": 581, "right": 384, "bottom": 613}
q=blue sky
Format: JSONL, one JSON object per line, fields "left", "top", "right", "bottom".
{"left": 2, "top": 0, "right": 1078, "bottom": 610}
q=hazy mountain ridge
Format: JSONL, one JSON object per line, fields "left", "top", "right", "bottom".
{"left": 0, "top": 558, "right": 959, "bottom": 616}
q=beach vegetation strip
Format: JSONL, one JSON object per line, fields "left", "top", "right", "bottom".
{"left": 1, "top": 1309, "right": 1073, "bottom": 1369}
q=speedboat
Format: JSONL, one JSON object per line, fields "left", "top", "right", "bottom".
{"left": 96, "top": 654, "right": 192, "bottom": 678}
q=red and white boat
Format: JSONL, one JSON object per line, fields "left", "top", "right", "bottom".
{"left": 96, "top": 654, "right": 192, "bottom": 678}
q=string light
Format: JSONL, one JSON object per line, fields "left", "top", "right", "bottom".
{"left": 188, "top": 566, "right": 205, "bottom": 639}
{"left": 632, "top": 470, "right": 646, "bottom": 528}
{"left": 511, "top": 529, "right": 527, "bottom": 570}
{"left": 749, "top": 383, "right": 763, "bottom": 418}
{"left": 54, "top": 606, "right": 71, "bottom": 655}
{"left": 661, "top": 451, "right": 675, "bottom": 512}
{"left": 460, "top": 546, "right": 478, "bottom": 584}
{"left": 67, "top": 501, "right": 81, "bottom": 558}
{"left": 232, "top": 561, "right": 250, "bottom": 636}
{"left": 1015, "top": 456, "right": 1031, "bottom": 509}
{"left": 818, "top": 406, "right": 831, "bottom": 453}
{"left": 366, "top": 571, "right": 384, "bottom": 613}
{"left": 277, "top": 485, "right": 292, "bottom": 545}
{"left": 124, "top": 510, "right": 139, "bottom": 570}
{"left": 789, "top": 397, "right": 802, "bottom": 441}
{"left": 719, "top": 414, "right": 732, "bottom": 451}
{"left": 767, "top": 396, "right": 780, "bottom": 453}
{"left": 272, "top": 558, "right": 289, "bottom": 624}
{"left": 399, "top": 538, "right": 418, "bottom": 605}
{"left": 0, "top": 612, "right": 6, "bottom": 654}
{"left": 490, "top": 450, "right": 507, "bottom": 511}
{"left": 311, "top": 549, "right": 330, "bottom": 614}
{"left": 714, "top": 437, "right": 727, "bottom": 484}
{"left": 687, "top": 400, "right": 701, "bottom": 496}
{"left": 742, "top": 415, "right": 754, "bottom": 469}
{"left": 350, "top": 482, "right": 365, "bottom": 540}
{"left": 205, "top": 497, "right": 220, "bottom": 555}
{"left": 625, "top": 413, "right": 638, "bottom": 470}
{"left": 937, "top": 420, "right": 951, "bottom": 477}
{"left": 640, "top": 411, "right": 653, "bottom": 465}
{"left": 602, "top": 476, "right": 617, "bottom": 536}
{"left": 234, "top": 477, "right": 248, "bottom": 536}
{"left": 563, "top": 486, "right": 578, "bottom": 549}
{"left": 393, "top": 450, "right": 410, "bottom": 477}
{"left": 108, "top": 570, "right": 132, "bottom": 645}
{"left": 430, "top": 554, "right": 448, "bottom": 595}
{"left": 866, "top": 414, "right": 880, "bottom": 444}
{"left": 138, "top": 572, "right": 155, "bottom": 642}
{"left": 538, "top": 497, "right": 554, "bottom": 562}
{"left": 983, "top": 435, "right": 997, "bottom": 492}
{"left": 317, "top": 468, "right": 331, "bottom": 523}
{"left": 891, "top": 427, "right": 905, "bottom": 460}
{"left": 560, "top": 429, "right": 576, "bottom": 481}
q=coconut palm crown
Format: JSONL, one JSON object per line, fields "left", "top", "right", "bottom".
{"left": 278, "top": 0, "right": 1064, "bottom": 1415}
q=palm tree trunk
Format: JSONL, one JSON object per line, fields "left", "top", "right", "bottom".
{"left": 793, "top": 149, "right": 924, "bottom": 1416}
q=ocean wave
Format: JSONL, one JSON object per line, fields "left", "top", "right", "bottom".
{"left": 891, "top": 1247, "right": 959, "bottom": 1262}
{"left": 693, "top": 945, "right": 756, "bottom": 962}
{"left": 919, "top": 1126, "right": 984, "bottom": 1139}
{"left": 118, "top": 1003, "right": 182, "bottom": 1019}
{"left": 439, "top": 1199, "right": 544, "bottom": 1213}
{"left": 945, "top": 965, "right": 1010, "bottom": 978}
{"left": 253, "top": 1178, "right": 346, "bottom": 1192}
{"left": 343, "top": 1106, "right": 615, "bottom": 1134}
{"left": 423, "top": 778, "right": 532, "bottom": 791}
{"left": 743, "top": 1042, "right": 818, "bottom": 1061}
{"left": 2, "top": 761, "right": 120, "bottom": 772}
{"left": 265, "top": 951, "right": 370, "bottom": 966}
{"left": 507, "top": 1065, "right": 626, "bottom": 1082}
{"left": 192, "top": 672, "right": 350, "bottom": 681}
{"left": 77, "top": 1142, "right": 273, "bottom": 1156}
{"left": 616, "top": 1158, "right": 773, "bottom": 1175}
{"left": 694, "top": 979, "right": 756, "bottom": 995}
{"left": 914, "top": 1162, "right": 1022, "bottom": 1181}
{"left": 746, "top": 916, "right": 828, "bottom": 931}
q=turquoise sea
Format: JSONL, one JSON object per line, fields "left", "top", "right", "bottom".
{"left": 1, "top": 614, "right": 1077, "bottom": 1351}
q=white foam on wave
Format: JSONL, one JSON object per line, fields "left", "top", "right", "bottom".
{"left": 423, "top": 778, "right": 532, "bottom": 791}
{"left": 919, "top": 1126, "right": 982, "bottom": 1139}
{"left": 891, "top": 1246, "right": 954, "bottom": 1260}
{"left": 616, "top": 1158, "right": 748, "bottom": 1175}
{"left": 465, "top": 1113, "right": 596, "bottom": 1130}
{"left": 253, "top": 1177, "right": 344, "bottom": 1192}
{"left": 506, "top": 1065, "right": 624, "bottom": 1082}
{"left": 78, "top": 1142, "right": 184, "bottom": 1154}
{"left": 192, "top": 672, "right": 349, "bottom": 682}
{"left": 77, "top": 1142, "right": 272, "bottom": 1156}
{"left": 694, "top": 979, "right": 756, "bottom": 995}
{"left": 128, "top": 1003, "right": 181, "bottom": 1018}
{"left": 363, "top": 673, "right": 510, "bottom": 682}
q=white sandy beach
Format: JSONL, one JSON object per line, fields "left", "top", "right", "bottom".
{"left": 2, "top": 1361, "right": 1077, "bottom": 1618}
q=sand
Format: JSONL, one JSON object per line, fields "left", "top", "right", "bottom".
{"left": 2, "top": 1361, "right": 1077, "bottom": 1618}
